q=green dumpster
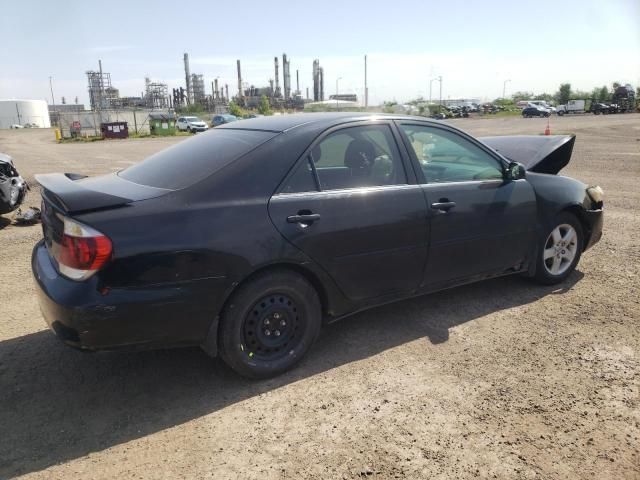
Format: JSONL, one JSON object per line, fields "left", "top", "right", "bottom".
{"left": 149, "top": 112, "right": 176, "bottom": 136}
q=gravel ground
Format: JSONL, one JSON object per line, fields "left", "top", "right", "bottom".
{"left": 0, "top": 114, "right": 638, "bottom": 479}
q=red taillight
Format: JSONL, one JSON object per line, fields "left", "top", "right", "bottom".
{"left": 53, "top": 216, "right": 112, "bottom": 281}
{"left": 59, "top": 235, "right": 112, "bottom": 270}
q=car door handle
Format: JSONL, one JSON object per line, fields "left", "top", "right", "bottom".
{"left": 430, "top": 201, "right": 456, "bottom": 212}
{"left": 287, "top": 213, "right": 321, "bottom": 224}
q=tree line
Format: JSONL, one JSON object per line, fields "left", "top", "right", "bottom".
{"left": 501, "top": 82, "right": 639, "bottom": 106}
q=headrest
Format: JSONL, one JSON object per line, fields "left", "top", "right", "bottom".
{"left": 344, "top": 139, "right": 376, "bottom": 171}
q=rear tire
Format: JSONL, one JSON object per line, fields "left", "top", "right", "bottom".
{"left": 533, "top": 212, "right": 584, "bottom": 285}
{"left": 218, "top": 270, "right": 322, "bottom": 379}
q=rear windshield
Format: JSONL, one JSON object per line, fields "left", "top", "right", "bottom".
{"left": 119, "top": 129, "right": 276, "bottom": 190}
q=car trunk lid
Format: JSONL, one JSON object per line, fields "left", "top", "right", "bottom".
{"left": 36, "top": 172, "right": 170, "bottom": 214}
{"left": 37, "top": 173, "right": 170, "bottom": 271}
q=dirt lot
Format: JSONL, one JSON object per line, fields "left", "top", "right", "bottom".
{"left": 1, "top": 114, "right": 638, "bottom": 479}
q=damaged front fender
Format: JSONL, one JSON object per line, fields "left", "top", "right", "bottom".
{"left": 0, "top": 153, "right": 28, "bottom": 215}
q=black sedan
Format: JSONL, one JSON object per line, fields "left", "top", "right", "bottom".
{"left": 32, "top": 113, "right": 604, "bottom": 378}
{"left": 522, "top": 106, "right": 551, "bottom": 118}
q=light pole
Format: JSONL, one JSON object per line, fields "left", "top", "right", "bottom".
{"left": 503, "top": 79, "right": 511, "bottom": 99}
{"left": 335, "top": 77, "right": 342, "bottom": 110}
{"left": 430, "top": 76, "right": 442, "bottom": 108}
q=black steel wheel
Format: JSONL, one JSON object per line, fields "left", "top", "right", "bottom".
{"left": 218, "top": 269, "right": 321, "bottom": 378}
{"left": 242, "top": 294, "right": 300, "bottom": 362}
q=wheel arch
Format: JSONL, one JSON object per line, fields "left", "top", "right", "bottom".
{"left": 201, "top": 262, "right": 332, "bottom": 358}
{"left": 561, "top": 204, "right": 593, "bottom": 251}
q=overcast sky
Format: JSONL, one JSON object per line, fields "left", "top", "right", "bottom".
{"left": 1, "top": 0, "right": 638, "bottom": 106}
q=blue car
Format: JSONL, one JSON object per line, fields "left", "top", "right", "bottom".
{"left": 211, "top": 114, "right": 238, "bottom": 127}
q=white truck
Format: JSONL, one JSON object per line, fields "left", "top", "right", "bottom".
{"left": 556, "top": 100, "right": 586, "bottom": 116}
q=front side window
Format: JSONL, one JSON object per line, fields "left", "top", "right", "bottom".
{"left": 400, "top": 124, "right": 504, "bottom": 183}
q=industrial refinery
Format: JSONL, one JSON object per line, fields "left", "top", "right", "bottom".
{"left": 76, "top": 53, "right": 342, "bottom": 114}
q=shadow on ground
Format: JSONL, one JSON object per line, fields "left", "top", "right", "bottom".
{"left": 0, "top": 272, "right": 583, "bottom": 477}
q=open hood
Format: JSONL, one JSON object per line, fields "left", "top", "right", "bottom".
{"left": 479, "top": 135, "right": 576, "bottom": 174}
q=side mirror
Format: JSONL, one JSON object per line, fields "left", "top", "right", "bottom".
{"left": 507, "top": 161, "right": 526, "bottom": 180}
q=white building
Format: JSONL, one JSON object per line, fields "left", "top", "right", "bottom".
{"left": 0, "top": 99, "right": 51, "bottom": 129}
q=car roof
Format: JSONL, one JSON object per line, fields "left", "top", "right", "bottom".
{"left": 215, "top": 112, "right": 442, "bottom": 133}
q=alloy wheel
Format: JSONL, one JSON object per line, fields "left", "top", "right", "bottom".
{"left": 543, "top": 223, "right": 578, "bottom": 275}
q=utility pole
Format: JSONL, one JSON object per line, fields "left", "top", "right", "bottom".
{"left": 49, "top": 76, "right": 55, "bottom": 107}
{"left": 438, "top": 76, "right": 443, "bottom": 107}
{"left": 336, "top": 77, "right": 342, "bottom": 110}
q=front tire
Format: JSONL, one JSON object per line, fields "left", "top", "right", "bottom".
{"left": 218, "top": 270, "right": 322, "bottom": 379}
{"left": 533, "top": 212, "right": 583, "bottom": 285}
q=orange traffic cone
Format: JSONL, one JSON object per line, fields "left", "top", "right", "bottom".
{"left": 544, "top": 118, "right": 551, "bottom": 135}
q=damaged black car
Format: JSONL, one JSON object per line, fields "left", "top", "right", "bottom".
{"left": 32, "top": 113, "right": 604, "bottom": 378}
{"left": 0, "top": 153, "right": 27, "bottom": 215}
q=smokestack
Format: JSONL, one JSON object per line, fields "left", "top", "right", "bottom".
{"left": 184, "top": 53, "right": 192, "bottom": 105}
{"left": 237, "top": 60, "right": 243, "bottom": 99}
{"left": 214, "top": 78, "right": 219, "bottom": 99}
{"left": 225, "top": 84, "right": 229, "bottom": 101}
{"left": 313, "top": 59, "right": 319, "bottom": 101}
{"left": 306, "top": 87, "right": 309, "bottom": 100}
{"left": 283, "top": 53, "right": 291, "bottom": 100}
{"left": 274, "top": 57, "right": 280, "bottom": 96}
{"left": 296, "top": 69, "right": 300, "bottom": 93}
{"left": 98, "top": 59, "right": 104, "bottom": 110}
{"left": 364, "top": 55, "right": 368, "bottom": 108}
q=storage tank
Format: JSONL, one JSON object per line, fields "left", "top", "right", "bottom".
{"left": 0, "top": 99, "right": 51, "bottom": 129}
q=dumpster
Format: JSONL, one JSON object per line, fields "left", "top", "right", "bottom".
{"left": 101, "top": 122, "right": 129, "bottom": 139}
{"left": 149, "top": 112, "right": 176, "bottom": 136}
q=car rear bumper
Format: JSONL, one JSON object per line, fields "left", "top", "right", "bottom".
{"left": 31, "top": 240, "right": 227, "bottom": 352}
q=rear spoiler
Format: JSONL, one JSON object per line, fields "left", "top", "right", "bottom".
{"left": 479, "top": 135, "right": 576, "bottom": 174}
{"left": 35, "top": 173, "right": 133, "bottom": 214}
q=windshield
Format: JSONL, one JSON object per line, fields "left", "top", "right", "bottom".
{"left": 185, "top": 117, "right": 201, "bottom": 122}
{"left": 119, "top": 129, "right": 277, "bottom": 190}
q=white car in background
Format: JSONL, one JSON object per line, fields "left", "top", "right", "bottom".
{"left": 176, "top": 116, "right": 208, "bottom": 133}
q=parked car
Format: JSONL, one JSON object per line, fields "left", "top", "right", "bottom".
{"left": 522, "top": 106, "right": 550, "bottom": 118}
{"left": 211, "top": 114, "right": 238, "bottom": 127}
{"left": 590, "top": 103, "right": 615, "bottom": 115}
{"left": 33, "top": 113, "right": 604, "bottom": 378}
{"left": 528, "top": 101, "right": 556, "bottom": 113}
{"left": 10, "top": 124, "right": 24, "bottom": 129}
{"left": 176, "top": 116, "right": 208, "bottom": 133}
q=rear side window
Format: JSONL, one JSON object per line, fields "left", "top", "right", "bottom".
{"left": 119, "top": 129, "right": 276, "bottom": 189}
{"left": 281, "top": 124, "right": 407, "bottom": 193}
